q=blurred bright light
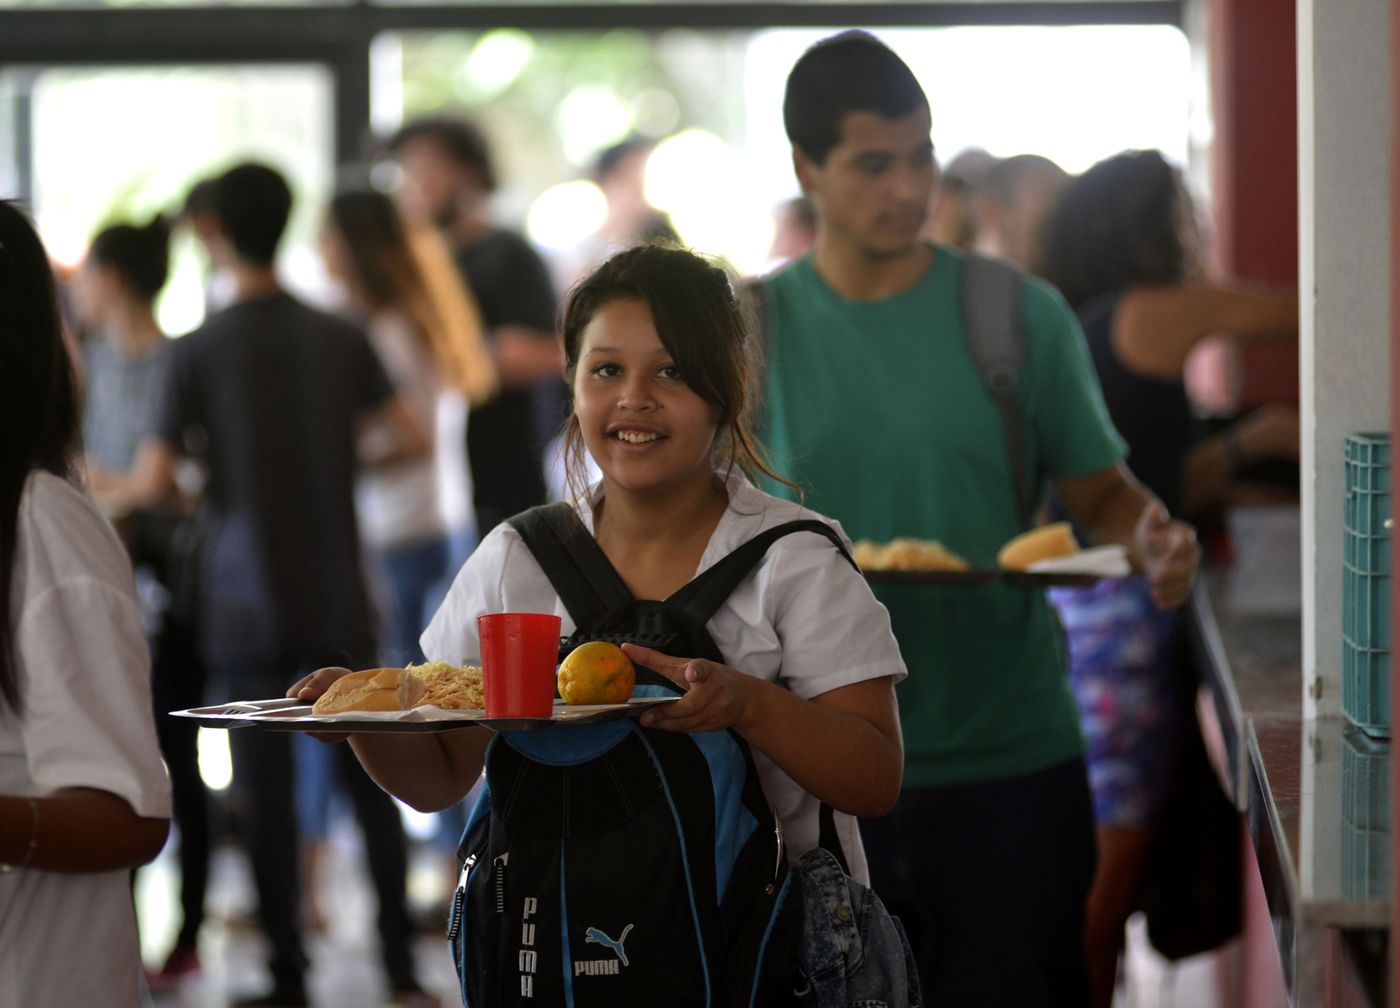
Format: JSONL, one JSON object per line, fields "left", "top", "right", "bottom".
{"left": 526, "top": 180, "right": 607, "bottom": 250}
{"left": 30, "top": 65, "right": 333, "bottom": 336}
{"left": 647, "top": 129, "right": 773, "bottom": 272}
{"left": 397, "top": 801, "right": 439, "bottom": 842}
{"left": 197, "top": 727, "right": 233, "bottom": 792}
{"left": 157, "top": 236, "right": 210, "bottom": 336}
{"left": 458, "top": 29, "right": 535, "bottom": 100}
{"left": 556, "top": 86, "right": 633, "bottom": 166}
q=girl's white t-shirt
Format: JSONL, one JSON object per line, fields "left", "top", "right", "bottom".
{"left": 0, "top": 471, "right": 171, "bottom": 1008}
{"left": 421, "top": 473, "right": 907, "bottom": 884}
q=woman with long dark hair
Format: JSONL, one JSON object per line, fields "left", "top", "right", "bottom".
{"left": 0, "top": 200, "right": 170, "bottom": 1004}
{"left": 1035, "top": 150, "right": 1297, "bottom": 1008}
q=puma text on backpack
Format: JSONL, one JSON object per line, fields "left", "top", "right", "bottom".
{"left": 446, "top": 502, "right": 853, "bottom": 1007}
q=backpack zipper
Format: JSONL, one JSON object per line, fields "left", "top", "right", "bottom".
{"left": 446, "top": 853, "right": 478, "bottom": 941}
{"left": 768, "top": 808, "right": 785, "bottom": 894}
{"left": 494, "top": 852, "right": 509, "bottom": 914}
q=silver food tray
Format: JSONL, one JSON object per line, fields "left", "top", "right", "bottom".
{"left": 171, "top": 696, "right": 680, "bottom": 733}
{"left": 863, "top": 569, "right": 1101, "bottom": 588}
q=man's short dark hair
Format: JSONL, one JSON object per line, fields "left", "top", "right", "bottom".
{"left": 783, "top": 30, "right": 929, "bottom": 165}
{"left": 213, "top": 162, "right": 292, "bottom": 267}
{"left": 388, "top": 115, "right": 498, "bottom": 192}
{"left": 181, "top": 177, "right": 218, "bottom": 221}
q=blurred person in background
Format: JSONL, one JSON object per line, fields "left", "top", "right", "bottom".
{"left": 388, "top": 116, "right": 564, "bottom": 536}
{"left": 320, "top": 187, "right": 470, "bottom": 668}
{"left": 765, "top": 195, "right": 818, "bottom": 271}
{"left": 401, "top": 220, "right": 498, "bottom": 567}
{"left": 971, "top": 153, "right": 1069, "bottom": 269}
{"left": 921, "top": 145, "right": 994, "bottom": 248}
{"left": 309, "top": 185, "right": 487, "bottom": 929}
{"left": 179, "top": 176, "right": 237, "bottom": 314}
{"left": 1034, "top": 148, "right": 1298, "bottom": 1008}
{"left": 555, "top": 135, "right": 679, "bottom": 291}
{"left": 0, "top": 198, "right": 171, "bottom": 1007}
{"left": 119, "top": 162, "right": 431, "bottom": 1007}
{"left": 73, "top": 213, "right": 212, "bottom": 987}
{"left": 761, "top": 33, "right": 1201, "bottom": 1005}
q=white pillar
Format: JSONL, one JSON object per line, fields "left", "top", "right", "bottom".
{"left": 1298, "top": 0, "right": 1392, "bottom": 722}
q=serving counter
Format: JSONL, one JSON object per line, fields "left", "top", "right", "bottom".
{"left": 1191, "top": 570, "right": 1389, "bottom": 1005}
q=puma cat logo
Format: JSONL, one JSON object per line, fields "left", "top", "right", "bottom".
{"left": 584, "top": 924, "right": 634, "bottom": 966}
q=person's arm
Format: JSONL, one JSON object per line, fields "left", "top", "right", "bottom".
{"left": 286, "top": 666, "right": 489, "bottom": 811}
{"left": 358, "top": 394, "right": 432, "bottom": 469}
{"left": 12, "top": 490, "right": 173, "bottom": 872}
{"left": 478, "top": 234, "right": 563, "bottom": 389}
{"left": 621, "top": 647, "right": 903, "bottom": 819}
{"left": 1179, "top": 404, "right": 1301, "bottom": 517}
{"left": 352, "top": 322, "right": 431, "bottom": 468}
{"left": 492, "top": 325, "right": 565, "bottom": 388}
{"left": 102, "top": 438, "right": 179, "bottom": 510}
{"left": 351, "top": 728, "right": 489, "bottom": 811}
{"left": 1113, "top": 284, "right": 1299, "bottom": 379}
{"left": 1054, "top": 461, "right": 1202, "bottom": 609}
{"left": 0, "top": 789, "right": 168, "bottom": 872}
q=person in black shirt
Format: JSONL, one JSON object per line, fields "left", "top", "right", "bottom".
{"left": 389, "top": 116, "right": 565, "bottom": 535}
{"left": 124, "top": 163, "right": 431, "bottom": 1007}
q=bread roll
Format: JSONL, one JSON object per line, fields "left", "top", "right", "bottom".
{"left": 883, "top": 538, "right": 970, "bottom": 571}
{"left": 997, "top": 522, "right": 1079, "bottom": 571}
{"left": 852, "top": 540, "right": 890, "bottom": 570}
{"left": 853, "top": 537, "right": 969, "bottom": 571}
{"left": 312, "top": 667, "right": 426, "bottom": 714}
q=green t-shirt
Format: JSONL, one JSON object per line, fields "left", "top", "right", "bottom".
{"left": 759, "top": 247, "right": 1126, "bottom": 787}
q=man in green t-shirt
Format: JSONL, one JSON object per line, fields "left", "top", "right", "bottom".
{"left": 760, "top": 32, "right": 1202, "bottom": 1006}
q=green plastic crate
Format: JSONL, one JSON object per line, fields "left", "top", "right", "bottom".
{"left": 1341, "top": 729, "right": 1391, "bottom": 899}
{"left": 1342, "top": 433, "right": 1391, "bottom": 738}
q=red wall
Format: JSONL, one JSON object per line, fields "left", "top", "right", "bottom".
{"left": 1209, "top": 0, "right": 1300, "bottom": 407}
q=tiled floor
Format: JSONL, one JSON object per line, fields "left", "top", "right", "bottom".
{"left": 135, "top": 817, "right": 1222, "bottom": 1008}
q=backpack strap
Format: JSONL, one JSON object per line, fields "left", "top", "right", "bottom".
{"left": 666, "top": 519, "right": 854, "bottom": 625}
{"left": 962, "top": 253, "right": 1031, "bottom": 528}
{"left": 507, "top": 502, "right": 633, "bottom": 632}
{"left": 669, "top": 517, "right": 856, "bottom": 875}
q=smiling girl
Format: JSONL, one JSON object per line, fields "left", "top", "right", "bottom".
{"left": 294, "top": 245, "right": 905, "bottom": 891}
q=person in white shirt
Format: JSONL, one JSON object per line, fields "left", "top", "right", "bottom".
{"left": 0, "top": 199, "right": 171, "bottom": 1007}
{"left": 291, "top": 244, "right": 906, "bottom": 881}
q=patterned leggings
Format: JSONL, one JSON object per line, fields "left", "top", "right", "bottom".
{"left": 1049, "top": 575, "right": 1183, "bottom": 829}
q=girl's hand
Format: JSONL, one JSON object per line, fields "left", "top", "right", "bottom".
{"left": 287, "top": 666, "right": 355, "bottom": 743}
{"left": 620, "top": 643, "right": 756, "bottom": 734}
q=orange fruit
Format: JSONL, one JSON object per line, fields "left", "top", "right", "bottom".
{"left": 557, "top": 641, "right": 636, "bottom": 706}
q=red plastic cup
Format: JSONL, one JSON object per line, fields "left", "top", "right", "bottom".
{"left": 478, "top": 612, "right": 561, "bottom": 719}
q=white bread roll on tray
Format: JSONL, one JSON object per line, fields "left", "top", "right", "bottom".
{"left": 996, "top": 521, "right": 1079, "bottom": 571}
{"left": 312, "top": 667, "right": 426, "bottom": 715}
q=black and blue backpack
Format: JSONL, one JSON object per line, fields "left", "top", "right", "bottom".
{"left": 445, "top": 501, "right": 855, "bottom": 1007}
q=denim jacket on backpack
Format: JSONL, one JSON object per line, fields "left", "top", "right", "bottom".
{"left": 794, "top": 847, "right": 922, "bottom": 1008}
